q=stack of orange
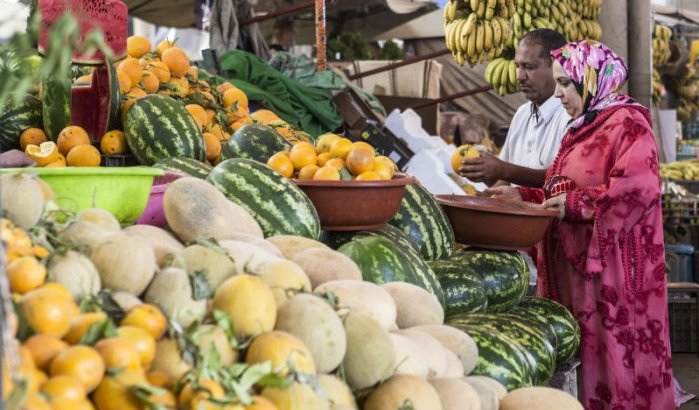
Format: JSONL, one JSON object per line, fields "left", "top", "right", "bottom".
{"left": 23, "top": 126, "right": 103, "bottom": 167}
{"left": 266, "top": 133, "right": 398, "bottom": 181}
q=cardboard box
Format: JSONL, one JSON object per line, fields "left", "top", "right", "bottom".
{"left": 376, "top": 95, "right": 439, "bottom": 135}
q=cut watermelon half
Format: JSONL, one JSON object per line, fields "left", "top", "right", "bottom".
{"left": 38, "top": 0, "right": 128, "bottom": 64}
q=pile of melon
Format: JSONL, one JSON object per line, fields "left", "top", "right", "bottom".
{"left": 0, "top": 172, "right": 582, "bottom": 410}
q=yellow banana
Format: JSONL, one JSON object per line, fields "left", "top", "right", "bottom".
{"left": 444, "top": 20, "right": 453, "bottom": 50}
{"left": 463, "top": 12, "right": 478, "bottom": 37}
{"left": 495, "top": 16, "right": 511, "bottom": 45}
{"left": 491, "top": 17, "right": 502, "bottom": 48}
{"left": 467, "top": 29, "right": 477, "bottom": 59}
{"left": 484, "top": 58, "right": 497, "bottom": 85}
{"left": 483, "top": 20, "right": 493, "bottom": 51}
{"left": 508, "top": 59, "right": 517, "bottom": 91}
{"left": 551, "top": 5, "right": 560, "bottom": 22}
{"left": 485, "top": 5, "right": 495, "bottom": 19}
{"left": 513, "top": 12, "right": 522, "bottom": 35}
{"left": 470, "top": 0, "right": 479, "bottom": 12}
{"left": 475, "top": 21, "right": 485, "bottom": 54}
{"left": 477, "top": 0, "right": 486, "bottom": 18}
{"left": 458, "top": 18, "right": 471, "bottom": 52}
{"left": 500, "top": 58, "right": 510, "bottom": 94}
{"left": 523, "top": 11, "right": 532, "bottom": 29}
{"left": 490, "top": 58, "right": 505, "bottom": 89}
{"left": 453, "top": 18, "right": 466, "bottom": 52}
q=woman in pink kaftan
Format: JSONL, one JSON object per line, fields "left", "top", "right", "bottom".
{"left": 497, "top": 40, "right": 675, "bottom": 409}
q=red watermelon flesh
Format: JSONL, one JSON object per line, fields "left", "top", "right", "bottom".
{"left": 38, "top": 0, "right": 128, "bottom": 64}
{"left": 71, "top": 61, "right": 121, "bottom": 142}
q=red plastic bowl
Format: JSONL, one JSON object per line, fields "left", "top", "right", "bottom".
{"left": 293, "top": 173, "right": 415, "bottom": 231}
{"left": 135, "top": 171, "right": 185, "bottom": 227}
{"left": 435, "top": 194, "right": 559, "bottom": 250}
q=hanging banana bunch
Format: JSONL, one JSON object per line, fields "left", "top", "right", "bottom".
{"left": 652, "top": 68, "right": 663, "bottom": 106}
{"left": 484, "top": 56, "right": 519, "bottom": 95}
{"left": 652, "top": 24, "right": 672, "bottom": 68}
{"left": 444, "top": 0, "right": 516, "bottom": 66}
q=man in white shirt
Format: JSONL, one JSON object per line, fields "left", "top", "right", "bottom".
{"left": 459, "top": 29, "right": 570, "bottom": 187}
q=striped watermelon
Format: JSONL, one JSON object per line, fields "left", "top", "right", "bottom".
{"left": 41, "top": 74, "right": 72, "bottom": 141}
{"left": 319, "top": 225, "right": 419, "bottom": 252}
{"left": 0, "top": 95, "right": 42, "bottom": 151}
{"left": 221, "top": 124, "right": 291, "bottom": 163}
{"left": 451, "top": 250, "right": 529, "bottom": 312}
{"left": 337, "top": 235, "right": 445, "bottom": 305}
{"left": 124, "top": 95, "right": 205, "bottom": 166}
{"left": 206, "top": 158, "right": 320, "bottom": 239}
{"left": 447, "top": 320, "right": 535, "bottom": 390}
{"left": 497, "top": 312, "right": 558, "bottom": 355}
{"left": 449, "top": 313, "right": 556, "bottom": 385}
{"left": 513, "top": 297, "right": 581, "bottom": 364}
{"left": 389, "top": 183, "right": 455, "bottom": 261}
{"left": 153, "top": 157, "right": 212, "bottom": 179}
{"left": 428, "top": 259, "right": 488, "bottom": 316}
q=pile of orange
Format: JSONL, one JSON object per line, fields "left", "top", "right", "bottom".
{"left": 266, "top": 133, "right": 398, "bottom": 181}
{"left": 23, "top": 126, "right": 104, "bottom": 167}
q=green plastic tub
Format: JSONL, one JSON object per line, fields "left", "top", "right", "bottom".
{"left": 0, "top": 167, "right": 164, "bottom": 225}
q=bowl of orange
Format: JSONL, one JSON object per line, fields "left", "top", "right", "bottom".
{"left": 0, "top": 167, "right": 163, "bottom": 225}
{"left": 293, "top": 173, "right": 415, "bottom": 231}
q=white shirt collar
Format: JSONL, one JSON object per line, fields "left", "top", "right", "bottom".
{"left": 529, "top": 95, "right": 561, "bottom": 126}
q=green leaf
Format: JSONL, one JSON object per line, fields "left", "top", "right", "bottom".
{"left": 190, "top": 270, "right": 213, "bottom": 301}
{"left": 97, "top": 290, "right": 127, "bottom": 323}
{"left": 398, "top": 399, "right": 417, "bottom": 410}
{"left": 212, "top": 309, "right": 239, "bottom": 349}
{"left": 130, "top": 383, "right": 172, "bottom": 410}
{"left": 340, "top": 168, "right": 353, "bottom": 181}
{"left": 5, "top": 379, "right": 29, "bottom": 410}
{"left": 79, "top": 317, "right": 118, "bottom": 346}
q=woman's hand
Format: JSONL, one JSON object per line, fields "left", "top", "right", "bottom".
{"left": 483, "top": 186, "right": 522, "bottom": 201}
{"left": 542, "top": 193, "right": 567, "bottom": 219}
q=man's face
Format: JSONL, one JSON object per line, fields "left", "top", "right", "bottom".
{"left": 514, "top": 40, "right": 556, "bottom": 106}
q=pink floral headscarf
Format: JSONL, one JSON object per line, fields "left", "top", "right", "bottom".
{"left": 551, "top": 40, "right": 635, "bottom": 129}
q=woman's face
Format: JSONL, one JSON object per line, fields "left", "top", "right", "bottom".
{"left": 552, "top": 60, "right": 584, "bottom": 119}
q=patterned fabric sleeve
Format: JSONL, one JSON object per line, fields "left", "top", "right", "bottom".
{"left": 518, "top": 187, "right": 545, "bottom": 204}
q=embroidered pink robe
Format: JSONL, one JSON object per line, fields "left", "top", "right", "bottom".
{"left": 520, "top": 104, "right": 675, "bottom": 410}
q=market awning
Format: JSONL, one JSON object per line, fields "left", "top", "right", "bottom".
{"left": 373, "top": 8, "right": 444, "bottom": 40}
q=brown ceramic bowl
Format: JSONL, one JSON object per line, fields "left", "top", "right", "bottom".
{"left": 293, "top": 173, "right": 415, "bottom": 231}
{"left": 435, "top": 194, "right": 559, "bottom": 250}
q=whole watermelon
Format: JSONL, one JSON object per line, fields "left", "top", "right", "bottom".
{"left": 124, "top": 94, "right": 205, "bottom": 165}
{"left": 428, "top": 258, "right": 488, "bottom": 316}
{"left": 451, "top": 250, "right": 529, "bottom": 312}
{"left": 221, "top": 123, "right": 291, "bottom": 163}
{"left": 0, "top": 95, "right": 42, "bottom": 151}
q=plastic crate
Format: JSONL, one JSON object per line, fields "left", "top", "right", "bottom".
{"left": 665, "top": 244, "right": 695, "bottom": 282}
{"left": 102, "top": 154, "right": 138, "bottom": 167}
{"left": 668, "top": 295, "right": 698, "bottom": 353}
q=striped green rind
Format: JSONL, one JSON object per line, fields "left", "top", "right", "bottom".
{"left": 450, "top": 250, "right": 529, "bottom": 312}
{"left": 0, "top": 95, "right": 42, "bottom": 151}
{"left": 389, "top": 183, "right": 455, "bottom": 261}
{"left": 428, "top": 259, "right": 488, "bottom": 316}
{"left": 206, "top": 158, "right": 320, "bottom": 239}
{"left": 124, "top": 94, "right": 205, "bottom": 166}
{"left": 337, "top": 235, "right": 445, "bottom": 304}
{"left": 221, "top": 123, "right": 291, "bottom": 163}
{"left": 42, "top": 75, "right": 72, "bottom": 141}
{"left": 447, "top": 320, "right": 535, "bottom": 391}
{"left": 513, "top": 296, "right": 581, "bottom": 364}
{"left": 153, "top": 157, "right": 212, "bottom": 179}
{"left": 105, "top": 60, "right": 121, "bottom": 132}
{"left": 497, "top": 312, "right": 558, "bottom": 355}
{"left": 449, "top": 313, "right": 556, "bottom": 385}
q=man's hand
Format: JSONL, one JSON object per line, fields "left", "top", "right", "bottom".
{"left": 542, "top": 193, "right": 567, "bottom": 219}
{"left": 483, "top": 185, "right": 522, "bottom": 201}
{"left": 458, "top": 153, "right": 507, "bottom": 185}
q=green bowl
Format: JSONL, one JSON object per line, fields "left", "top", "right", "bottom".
{"left": 0, "top": 167, "right": 164, "bottom": 225}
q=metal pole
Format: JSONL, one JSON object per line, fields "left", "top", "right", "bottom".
{"left": 408, "top": 85, "right": 494, "bottom": 110}
{"left": 348, "top": 49, "right": 451, "bottom": 80}
{"left": 316, "top": 0, "right": 327, "bottom": 71}
{"left": 239, "top": 1, "right": 316, "bottom": 27}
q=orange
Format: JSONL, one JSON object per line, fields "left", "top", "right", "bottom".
{"left": 178, "top": 379, "right": 225, "bottom": 406}
{"left": 99, "top": 130, "right": 127, "bottom": 155}
{"left": 23, "top": 393, "right": 52, "bottom": 410}
{"left": 64, "top": 312, "right": 107, "bottom": 345}
{"left": 56, "top": 125, "right": 90, "bottom": 156}
{"left": 230, "top": 115, "right": 253, "bottom": 131}
{"left": 121, "top": 88, "right": 148, "bottom": 120}
{"left": 116, "top": 70, "right": 131, "bottom": 93}
{"left": 50, "top": 345, "right": 105, "bottom": 392}
{"left": 324, "top": 157, "right": 345, "bottom": 171}
{"left": 45, "top": 153, "right": 67, "bottom": 167}
{"left": 216, "top": 81, "right": 234, "bottom": 95}
{"left": 19, "top": 128, "right": 48, "bottom": 150}
{"left": 203, "top": 133, "right": 222, "bottom": 162}
{"left": 372, "top": 160, "right": 395, "bottom": 180}
{"left": 186, "top": 104, "right": 208, "bottom": 130}
{"left": 140, "top": 70, "right": 160, "bottom": 94}
{"left": 289, "top": 147, "right": 317, "bottom": 171}
{"left": 117, "top": 326, "right": 156, "bottom": 371}
{"left": 204, "top": 109, "right": 217, "bottom": 125}
{"left": 51, "top": 399, "right": 95, "bottom": 410}
{"left": 146, "top": 371, "right": 172, "bottom": 388}
{"left": 290, "top": 141, "right": 314, "bottom": 152}
{"left": 187, "top": 66, "right": 199, "bottom": 81}
{"left": 223, "top": 86, "right": 249, "bottom": 111}
{"left": 39, "top": 283, "right": 74, "bottom": 302}
{"left": 41, "top": 375, "right": 87, "bottom": 402}
{"left": 315, "top": 133, "right": 341, "bottom": 153}
{"left": 374, "top": 155, "right": 397, "bottom": 171}
{"left": 250, "top": 109, "right": 281, "bottom": 125}
{"left": 127, "top": 36, "right": 152, "bottom": 58}
{"left": 161, "top": 75, "right": 189, "bottom": 98}
{"left": 146, "top": 389, "right": 177, "bottom": 408}
{"left": 246, "top": 396, "right": 277, "bottom": 410}
{"left": 355, "top": 170, "right": 381, "bottom": 181}
{"left": 313, "top": 166, "right": 341, "bottom": 181}
{"left": 7, "top": 256, "right": 46, "bottom": 294}
{"left": 20, "top": 287, "right": 73, "bottom": 337}
{"left": 24, "top": 334, "right": 69, "bottom": 371}
{"left": 316, "top": 152, "right": 333, "bottom": 166}
{"left": 121, "top": 304, "right": 167, "bottom": 340}
{"left": 297, "top": 164, "right": 320, "bottom": 180}
{"left": 25, "top": 141, "right": 60, "bottom": 166}
{"left": 450, "top": 144, "right": 480, "bottom": 173}
{"left": 161, "top": 47, "right": 190, "bottom": 77}
{"left": 352, "top": 141, "right": 375, "bottom": 153}
{"left": 267, "top": 152, "right": 294, "bottom": 178}
{"left": 66, "top": 144, "right": 101, "bottom": 167}
{"left": 94, "top": 337, "right": 142, "bottom": 372}
{"left": 146, "top": 61, "right": 171, "bottom": 83}
{"left": 346, "top": 146, "right": 375, "bottom": 175}
{"left": 117, "top": 57, "right": 143, "bottom": 88}
{"left": 92, "top": 368, "right": 145, "bottom": 410}
{"left": 155, "top": 39, "right": 175, "bottom": 55}
{"left": 330, "top": 138, "right": 353, "bottom": 159}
